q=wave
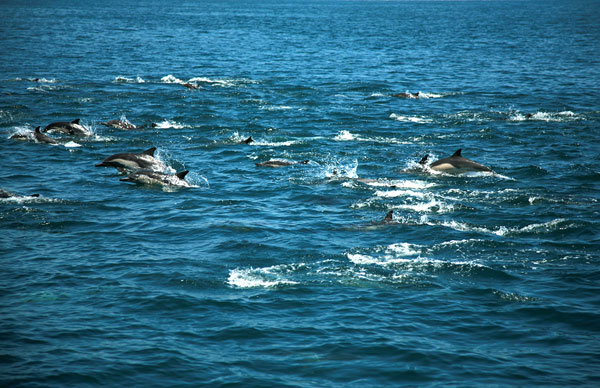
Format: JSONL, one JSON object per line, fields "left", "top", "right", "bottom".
{"left": 229, "top": 132, "right": 299, "bottom": 147}
{"left": 152, "top": 120, "right": 188, "bottom": 129}
{"left": 13, "top": 77, "right": 56, "bottom": 83}
{"left": 508, "top": 110, "right": 583, "bottom": 122}
{"left": 159, "top": 75, "right": 257, "bottom": 88}
{"left": 389, "top": 113, "right": 434, "bottom": 124}
{"left": 188, "top": 76, "right": 257, "bottom": 88}
{"left": 333, "top": 130, "right": 411, "bottom": 144}
{"left": 228, "top": 265, "right": 300, "bottom": 288}
{"left": 114, "top": 76, "right": 145, "bottom": 83}
{"left": 259, "top": 105, "right": 295, "bottom": 111}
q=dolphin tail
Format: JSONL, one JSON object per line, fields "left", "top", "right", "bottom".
{"left": 419, "top": 155, "right": 429, "bottom": 165}
{"left": 34, "top": 126, "right": 41, "bottom": 133}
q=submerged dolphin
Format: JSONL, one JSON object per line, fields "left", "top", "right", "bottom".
{"left": 100, "top": 119, "right": 139, "bottom": 130}
{"left": 95, "top": 147, "right": 164, "bottom": 172}
{"left": 420, "top": 149, "right": 493, "bottom": 174}
{"left": 9, "top": 131, "right": 32, "bottom": 141}
{"left": 256, "top": 159, "right": 309, "bottom": 167}
{"left": 33, "top": 126, "right": 58, "bottom": 144}
{"left": 1, "top": 189, "right": 39, "bottom": 198}
{"left": 43, "top": 119, "right": 91, "bottom": 136}
{"left": 392, "top": 91, "right": 420, "bottom": 99}
{"left": 120, "top": 170, "right": 190, "bottom": 187}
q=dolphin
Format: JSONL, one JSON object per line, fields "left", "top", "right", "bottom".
{"left": 392, "top": 91, "right": 419, "bottom": 99}
{"left": 9, "top": 132, "right": 32, "bottom": 141}
{"left": 95, "top": 147, "right": 164, "bottom": 172}
{"left": 1, "top": 189, "right": 39, "bottom": 198}
{"left": 43, "top": 119, "right": 91, "bottom": 136}
{"left": 256, "top": 159, "right": 309, "bottom": 167}
{"left": 420, "top": 149, "right": 493, "bottom": 174}
{"left": 120, "top": 170, "right": 190, "bottom": 187}
{"left": 33, "top": 126, "right": 58, "bottom": 145}
{"left": 100, "top": 119, "right": 139, "bottom": 130}
{"left": 383, "top": 210, "right": 394, "bottom": 223}
{"left": 182, "top": 82, "right": 199, "bottom": 90}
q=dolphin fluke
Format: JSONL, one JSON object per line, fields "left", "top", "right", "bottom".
{"left": 419, "top": 155, "right": 429, "bottom": 165}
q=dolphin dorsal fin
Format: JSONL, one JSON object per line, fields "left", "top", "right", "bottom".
{"left": 452, "top": 149, "right": 462, "bottom": 157}
{"left": 384, "top": 210, "right": 394, "bottom": 222}
{"left": 142, "top": 147, "right": 156, "bottom": 156}
{"left": 71, "top": 119, "right": 80, "bottom": 124}
{"left": 176, "top": 170, "right": 189, "bottom": 180}
{"left": 34, "top": 126, "right": 41, "bottom": 133}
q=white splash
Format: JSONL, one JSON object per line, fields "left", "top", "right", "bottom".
{"left": 334, "top": 130, "right": 356, "bottom": 141}
{"left": 390, "top": 113, "right": 433, "bottom": 123}
{"left": 114, "top": 76, "right": 145, "bottom": 83}
{"left": 64, "top": 141, "right": 82, "bottom": 148}
{"left": 160, "top": 74, "right": 185, "bottom": 84}
{"left": 227, "top": 267, "right": 298, "bottom": 288}
{"left": 152, "top": 120, "right": 186, "bottom": 129}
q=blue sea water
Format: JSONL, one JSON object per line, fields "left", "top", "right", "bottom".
{"left": 1, "top": 0, "right": 600, "bottom": 386}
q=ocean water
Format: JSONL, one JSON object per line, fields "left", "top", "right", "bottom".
{"left": 1, "top": 0, "right": 599, "bottom": 386}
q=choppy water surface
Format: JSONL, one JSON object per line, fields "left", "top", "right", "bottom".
{"left": 1, "top": 0, "right": 599, "bottom": 386}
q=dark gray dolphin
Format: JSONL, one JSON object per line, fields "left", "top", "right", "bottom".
{"left": 95, "top": 147, "right": 164, "bottom": 172}
{"left": 383, "top": 210, "right": 394, "bottom": 223}
{"left": 256, "top": 159, "right": 309, "bottom": 167}
{"left": 34, "top": 126, "right": 58, "bottom": 145}
{"left": 120, "top": 170, "right": 190, "bottom": 187}
{"left": 1, "top": 189, "right": 39, "bottom": 198}
{"left": 43, "top": 119, "right": 91, "bottom": 136}
{"left": 392, "top": 91, "right": 419, "bottom": 99}
{"left": 420, "top": 149, "right": 493, "bottom": 174}
{"left": 100, "top": 120, "right": 139, "bottom": 130}
{"left": 182, "top": 82, "right": 199, "bottom": 90}
{"left": 9, "top": 132, "right": 32, "bottom": 141}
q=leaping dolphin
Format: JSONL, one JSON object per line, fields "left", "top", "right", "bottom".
{"left": 34, "top": 127, "right": 58, "bottom": 145}
{"left": 95, "top": 147, "right": 164, "bottom": 172}
{"left": 42, "top": 119, "right": 92, "bottom": 136}
{"left": 120, "top": 170, "right": 190, "bottom": 187}
{"left": 419, "top": 149, "right": 493, "bottom": 174}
